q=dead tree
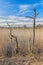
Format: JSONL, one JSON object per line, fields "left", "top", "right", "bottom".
{"left": 25, "top": 6, "right": 39, "bottom": 53}
{"left": 32, "top": 7, "right": 36, "bottom": 53}
{"left": 7, "top": 23, "right": 19, "bottom": 54}
{"left": 32, "top": 6, "right": 39, "bottom": 53}
{"left": 9, "top": 34, "right": 19, "bottom": 54}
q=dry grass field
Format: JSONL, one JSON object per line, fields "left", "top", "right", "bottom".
{"left": 0, "top": 27, "right": 43, "bottom": 49}
{"left": 0, "top": 27, "right": 43, "bottom": 65}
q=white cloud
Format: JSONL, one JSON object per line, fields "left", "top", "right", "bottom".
{"left": 0, "top": 16, "right": 43, "bottom": 27}
{"left": 0, "top": 1, "right": 14, "bottom": 8}
{"left": 19, "top": 5, "right": 29, "bottom": 12}
{"left": 33, "top": 3, "right": 40, "bottom": 7}
{"left": 8, "top": 15, "right": 33, "bottom": 22}
{"left": 33, "top": 0, "right": 43, "bottom": 7}
{"left": 36, "top": 18, "right": 43, "bottom": 21}
{"left": 0, "top": 16, "right": 43, "bottom": 22}
{"left": 18, "top": 5, "right": 31, "bottom": 15}
{"left": 40, "top": 0, "right": 43, "bottom": 7}
{"left": 18, "top": 2, "right": 43, "bottom": 15}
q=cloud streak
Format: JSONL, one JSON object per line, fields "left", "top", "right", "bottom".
{"left": 0, "top": 16, "right": 43, "bottom": 27}
{"left": 18, "top": 5, "right": 31, "bottom": 15}
{"left": 18, "top": 1, "right": 43, "bottom": 15}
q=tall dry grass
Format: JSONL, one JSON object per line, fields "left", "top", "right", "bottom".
{"left": 0, "top": 27, "right": 43, "bottom": 57}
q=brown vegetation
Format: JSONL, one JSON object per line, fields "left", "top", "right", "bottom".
{"left": 0, "top": 27, "right": 43, "bottom": 65}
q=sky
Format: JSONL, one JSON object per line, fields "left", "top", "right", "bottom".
{"left": 0, "top": 0, "right": 43, "bottom": 26}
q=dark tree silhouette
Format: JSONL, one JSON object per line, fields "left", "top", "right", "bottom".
{"left": 7, "top": 23, "right": 19, "bottom": 54}
{"left": 25, "top": 6, "right": 39, "bottom": 53}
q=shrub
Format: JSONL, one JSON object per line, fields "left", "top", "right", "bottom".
{"left": 4, "top": 43, "right": 13, "bottom": 57}
{"left": 6, "top": 43, "right": 13, "bottom": 57}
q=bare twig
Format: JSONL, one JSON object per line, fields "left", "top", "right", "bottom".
{"left": 7, "top": 23, "right": 19, "bottom": 54}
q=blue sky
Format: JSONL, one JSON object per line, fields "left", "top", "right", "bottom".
{"left": 0, "top": 0, "right": 43, "bottom": 17}
{"left": 0, "top": 0, "right": 43, "bottom": 26}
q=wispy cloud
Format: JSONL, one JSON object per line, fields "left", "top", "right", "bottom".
{"left": 18, "top": 5, "right": 31, "bottom": 15}
{"left": 0, "top": 15, "right": 32, "bottom": 23}
{"left": 40, "top": 0, "right": 43, "bottom": 7}
{"left": 0, "top": 15, "right": 32, "bottom": 27}
{"left": 0, "top": 15, "right": 43, "bottom": 22}
{"left": 0, "top": 15, "right": 43, "bottom": 27}
{"left": 36, "top": 18, "right": 43, "bottom": 21}
{"left": 18, "top": 2, "right": 43, "bottom": 15}
{"left": 33, "top": 0, "right": 43, "bottom": 7}
{"left": 19, "top": 5, "right": 29, "bottom": 12}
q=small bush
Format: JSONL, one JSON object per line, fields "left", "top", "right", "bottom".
{"left": 6, "top": 43, "right": 12, "bottom": 57}
{"left": 6, "top": 43, "right": 13, "bottom": 57}
{"left": 3, "top": 43, "right": 13, "bottom": 57}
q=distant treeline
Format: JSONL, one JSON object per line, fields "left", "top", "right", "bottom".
{"left": 0, "top": 24, "right": 43, "bottom": 29}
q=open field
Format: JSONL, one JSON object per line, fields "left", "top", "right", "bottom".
{"left": 0, "top": 27, "right": 43, "bottom": 65}
{"left": 0, "top": 27, "right": 43, "bottom": 49}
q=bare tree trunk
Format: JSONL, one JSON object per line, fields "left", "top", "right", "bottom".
{"left": 32, "top": 17, "right": 35, "bottom": 53}
{"left": 7, "top": 23, "right": 19, "bottom": 54}
{"left": 16, "top": 37, "right": 19, "bottom": 54}
{"left": 10, "top": 34, "right": 19, "bottom": 54}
